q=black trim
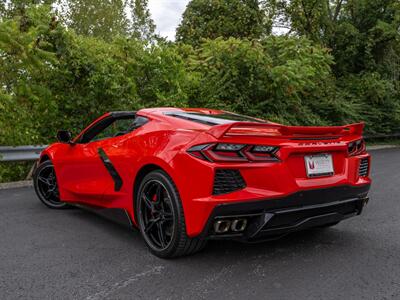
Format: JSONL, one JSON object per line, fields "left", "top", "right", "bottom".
{"left": 200, "top": 184, "right": 371, "bottom": 241}
{"left": 78, "top": 116, "right": 115, "bottom": 143}
{"left": 110, "top": 111, "right": 136, "bottom": 118}
{"left": 98, "top": 148, "right": 123, "bottom": 191}
{"left": 74, "top": 204, "right": 133, "bottom": 228}
{"left": 76, "top": 111, "right": 137, "bottom": 144}
{"left": 164, "top": 111, "right": 266, "bottom": 126}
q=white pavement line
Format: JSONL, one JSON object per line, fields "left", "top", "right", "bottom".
{"left": 85, "top": 266, "right": 164, "bottom": 300}
{"left": 0, "top": 180, "right": 33, "bottom": 190}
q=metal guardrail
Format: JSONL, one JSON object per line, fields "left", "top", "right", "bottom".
{"left": 364, "top": 133, "right": 400, "bottom": 140}
{"left": 0, "top": 133, "right": 398, "bottom": 162}
{"left": 0, "top": 146, "right": 47, "bottom": 162}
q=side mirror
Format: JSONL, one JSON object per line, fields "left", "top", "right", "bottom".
{"left": 57, "top": 130, "right": 73, "bottom": 144}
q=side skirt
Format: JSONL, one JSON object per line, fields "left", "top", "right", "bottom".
{"left": 73, "top": 203, "right": 134, "bottom": 229}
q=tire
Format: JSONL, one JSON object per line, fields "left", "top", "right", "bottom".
{"left": 135, "top": 170, "right": 207, "bottom": 258}
{"left": 33, "top": 161, "right": 69, "bottom": 209}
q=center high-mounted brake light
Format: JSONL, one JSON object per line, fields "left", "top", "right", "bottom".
{"left": 187, "top": 143, "right": 280, "bottom": 162}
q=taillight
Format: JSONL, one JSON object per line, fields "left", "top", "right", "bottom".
{"left": 187, "top": 143, "right": 279, "bottom": 162}
{"left": 348, "top": 139, "right": 366, "bottom": 156}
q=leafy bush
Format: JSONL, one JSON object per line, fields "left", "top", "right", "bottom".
{"left": 0, "top": 162, "right": 34, "bottom": 183}
{"left": 185, "top": 36, "right": 358, "bottom": 126}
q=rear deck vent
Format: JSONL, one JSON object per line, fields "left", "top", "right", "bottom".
{"left": 359, "top": 158, "right": 369, "bottom": 177}
{"left": 213, "top": 169, "right": 246, "bottom": 195}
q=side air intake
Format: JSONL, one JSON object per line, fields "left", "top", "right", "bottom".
{"left": 213, "top": 169, "right": 246, "bottom": 195}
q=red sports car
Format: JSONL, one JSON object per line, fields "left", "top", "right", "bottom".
{"left": 34, "top": 108, "right": 371, "bottom": 258}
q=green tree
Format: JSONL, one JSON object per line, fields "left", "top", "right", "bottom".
{"left": 176, "top": 0, "right": 267, "bottom": 46}
{"left": 0, "top": 2, "right": 6, "bottom": 18}
{"left": 61, "top": 0, "right": 130, "bottom": 41}
{"left": 0, "top": 5, "right": 59, "bottom": 145}
{"left": 128, "top": 0, "right": 156, "bottom": 41}
{"left": 185, "top": 37, "right": 340, "bottom": 125}
{"left": 0, "top": 0, "right": 55, "bottom": 19}
{"left": 268, "top": 0, "right": 400, "bottom": 76}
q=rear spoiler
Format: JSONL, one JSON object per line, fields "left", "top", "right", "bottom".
{"left": 207, "top": 122, "right": 364, "bottom": 139}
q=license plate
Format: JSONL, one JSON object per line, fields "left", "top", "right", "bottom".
{"left": 304, "top": 154, "right": 334, "bottom": 177}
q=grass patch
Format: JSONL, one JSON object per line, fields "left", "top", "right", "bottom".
{"left": 0, "top": 161, "right": 35, "bottom": 183}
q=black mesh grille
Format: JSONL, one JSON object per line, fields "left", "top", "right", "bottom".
{"left": 213, "top": 169, "right": 246, "bottom": 195}
{"left": 359, "top": 158, "right": 369, "bottom": 177}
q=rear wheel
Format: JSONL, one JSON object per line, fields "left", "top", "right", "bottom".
{"left": 135, "top": 170, "right": 207, "bottom": 258}
{"left": 33, "top": 161, "right": 68, "bottom": 209}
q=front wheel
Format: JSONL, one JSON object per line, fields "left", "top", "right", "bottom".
{"left": 33, "top": 161, "right": 68, "bottom": 209}
{"left": 135, "top": 170, "right": 207, "bottom": 258}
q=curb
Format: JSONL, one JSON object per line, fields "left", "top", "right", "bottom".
{"left": 0, "top": 180, "right": 33, "bottom": 190}
{"left": 367, "top": 145, "right": 400, "bottom": 151}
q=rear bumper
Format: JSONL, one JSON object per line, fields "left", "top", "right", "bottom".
{"left": 201, "top": 184, "right": 370, "bottom": 242}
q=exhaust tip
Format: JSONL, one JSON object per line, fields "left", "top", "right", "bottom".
{"left": 231, "top": 219, "right": 247, "bottom": 232}
{"left": 214, "top": 220, "right": 231, "bottom": 233}
{"left": 213, "top": 218, "right": 248, "bottom": 234}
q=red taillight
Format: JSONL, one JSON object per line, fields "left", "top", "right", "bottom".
{"left": 348, "top": 139, "right": 366, "bottom": 156}
{"left": 187, "top": 143, "right": 279, "bottom": 162}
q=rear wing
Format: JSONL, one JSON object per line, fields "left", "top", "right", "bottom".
{"left": 207, "top": 122, "right": 364, "bottom": 139}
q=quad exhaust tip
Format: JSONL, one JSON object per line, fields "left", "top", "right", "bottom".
{"left": 214, "top": 219, "right": 248, "bottom": 234}
{"left": 231, "top": 219, "right": 247, "bottom": 232}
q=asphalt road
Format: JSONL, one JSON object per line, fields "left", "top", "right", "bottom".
{"left": 1, "top": 148, "right": 399, "bottom": 300}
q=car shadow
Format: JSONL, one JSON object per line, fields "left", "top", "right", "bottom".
{"left": 177, "top": 224, "right": 367, "bottom": 267}
{"left": 63, "top": 207, "right": 143, "bottom": 239}
{"left": 62, "top": 206, "right": 362, "bottom": 264}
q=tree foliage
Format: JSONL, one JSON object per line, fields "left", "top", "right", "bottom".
{"left": 185, "top": 37, "right": 352, "bottom": 126}
{"left": 0, "top": 0, "right": 55, "bottom": 19}
{"left": 128, "top": 0, "right": 156, "bottom": 40}
{"left": 269, "top": 0, "right": 400, "bottom": 77}
{"left": 55, "top": 0, "right": 156, "bottom": 41}
{"left": 0, "top": 5, "right": 187, "bottom": 145}
{"left": 176, "top": 0, "right": 267, "bottom": 46}
{"left": 59, "top": 0, "right": 130, "bottom": 40}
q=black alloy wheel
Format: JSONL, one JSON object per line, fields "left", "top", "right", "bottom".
{"left": 136, "top": 170, "right": 207, "bottom": 258}
{"left": 139, "top": 180, "right": 175, "bottom": 250}
{"left": 33, "top": 161, "right": 68, "bottom": 209}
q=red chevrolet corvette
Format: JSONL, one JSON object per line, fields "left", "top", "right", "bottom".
{"left": 34, "top": 108, "right": 371, "bottom": 258}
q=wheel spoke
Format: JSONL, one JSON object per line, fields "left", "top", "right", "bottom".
{"left": 156, "top": 184, "right": 163, "bottom": 203}
{"left": 49, "top": 187, "right": 57, "bottom": 197}
{"left": 142, "top": 194, "right": 153, "bottom": 210}
{"left": 44, "top": 189, "right": 52, "bottom": 198}
{"left": 38, "top": 176, "right": 49, "bottom": 185}
{"left": 140, "top": 180, "right": 175, "bottom": 251}
{"left": 163, "top": 212, "right": 173, "bottom": 222}
{"left": 145, "top": 217, "right": 160, "bottom": 233}
{"left": 157, "top": 222, "right": 166, "bottom": 248}
{"left": 37, "top": 165, "right": 61, "bottom": 204}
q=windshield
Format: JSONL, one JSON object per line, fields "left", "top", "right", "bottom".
{"left": 165, "top": 111, "right": 267, "bottom": 126}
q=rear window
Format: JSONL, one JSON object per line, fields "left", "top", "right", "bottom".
{"left": 165, "top": 112, "right": 266, "bottom": 126}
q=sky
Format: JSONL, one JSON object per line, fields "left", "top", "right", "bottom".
{"left": 148, "top": 0, "right": 190, "bottom": 40}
